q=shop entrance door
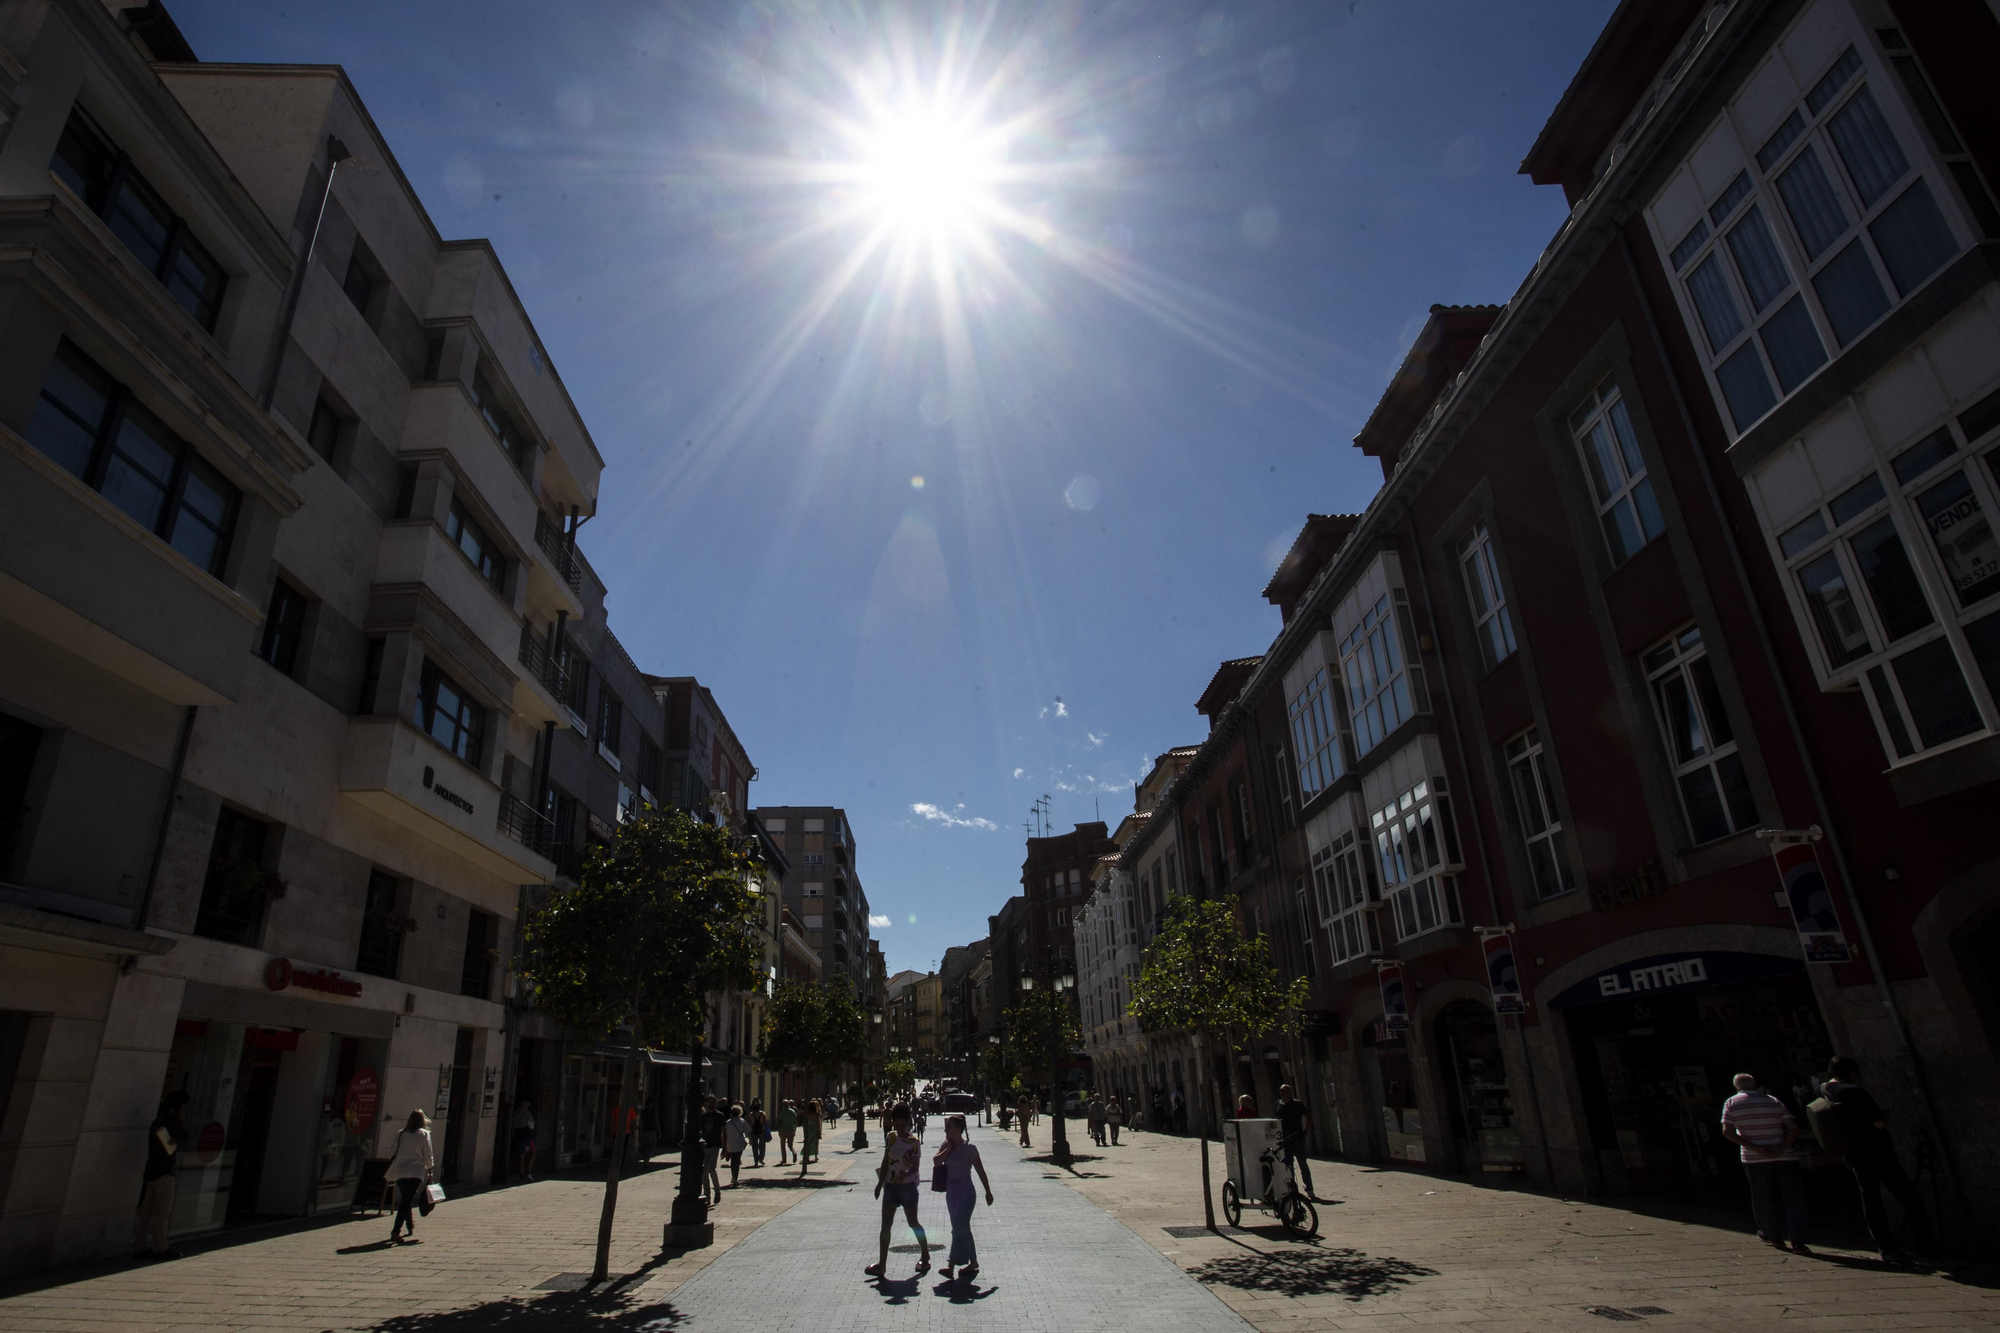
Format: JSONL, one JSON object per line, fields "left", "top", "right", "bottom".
{"left": 225, "top": 1038, "right": 284, "bottom": 1217}
{"left": 443, "top": 1027, "right": 474, "bottom": 1184}
{"left": 1436, "top": 1001, "right": 1521, "bottom": 1174}
{"left": 1565, "top": 970, "right": 1831, "bottom": 1194}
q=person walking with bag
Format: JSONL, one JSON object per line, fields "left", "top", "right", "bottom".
{"left": 933, "top": 1113, "right": 993, "bottom": 1283}
{"left": 387, "top": 1110, "right": 435, "bottom": 1244}
{"left": 723, "top": 1104, "right": 750, "bottom": 1187}
{"left": 1106, "top": 1094, "right": 1124, "bottom": 1146}
{"left": 864, "top": 1103, "right": 930, "bottom": 1279}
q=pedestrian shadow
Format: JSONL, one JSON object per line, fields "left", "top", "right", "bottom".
{"left": 933, "top": 1278, "right": 997, "bottom": 1304}
{"left": 868, "top": 1274, "right": 924, "bottom": 1305}
{"left": 335, "top": 1239, "right": 400, "bottom": 1254}
{"left": 1188, "top": 1247, "right": 1439, "bottom": 1302}
{"left": 728, "top": 1177, "right": 852, "bottom": 1189}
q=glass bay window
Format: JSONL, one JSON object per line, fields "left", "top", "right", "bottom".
{"left": 1654, "top": 35, "right": 1978, "bottom": 436}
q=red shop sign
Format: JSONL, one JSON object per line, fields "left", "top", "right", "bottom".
{"left": 345, "top": 1069, "right": 380, "bottom": 1137}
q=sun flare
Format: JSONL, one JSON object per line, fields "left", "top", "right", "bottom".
{"left": 851, "top": 105, "right": 1003, "bottom": 241}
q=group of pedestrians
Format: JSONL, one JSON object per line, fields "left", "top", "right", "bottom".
{"left": 1721, "top": 1056, "right": 1939, "bottom": 1264}
{"left": 1082, "top": 1094, "right": 1126, "bottom": 1145}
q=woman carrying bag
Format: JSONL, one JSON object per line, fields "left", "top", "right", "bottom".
{"left": 387, "top": 1110, "right": 436, "bottom": 1244}
{"left": 932, "top": 1114, "right": 992, "bottom": 1283}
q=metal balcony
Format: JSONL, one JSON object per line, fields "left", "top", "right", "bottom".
{"left": 534, "top": 510, "right": 584, "bottom": 593}
{"left": 498, "top": 790, "right": 555, "bottom": 858}
{"left": 517, "top": 622, "right": 573, "bottom": 699}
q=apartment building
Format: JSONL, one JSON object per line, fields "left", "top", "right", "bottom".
{"left": 0, "top": 0, "right": 621, "bottom": 1272}
{"left": 752, "top": 805, "right": 873, "bottom": 997}
{"left": 1118, "top": 0, "right": 2000, "bottom": 1233}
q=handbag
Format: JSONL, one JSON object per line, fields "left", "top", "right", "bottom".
{"left": 420, "top": 1182, "right": 445, "bottom": 1215}
{"left": 931, "top": 1145, "right": 951, "bottom": 1193}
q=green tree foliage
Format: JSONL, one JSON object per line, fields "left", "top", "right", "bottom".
{"left": 1129, "top": 894, "right": 1309, "bottom": 1229}
{"left": 882, "top": 1057, "right": 917, "bottom": 1097}
{"left": 759, "top": 977, "right": 866, "bottom": 1082}
{"left": 976, "top": 1037, "right": 1010, "bottom": 1090}
{"left": 1003, "top": 986, "right": 1082, "bottom": 1076}
{"left": 523, "top": 809, "right": 764, "bottom": 1278}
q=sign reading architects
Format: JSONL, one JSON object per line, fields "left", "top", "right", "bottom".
{"left": 1548, "top": 950, "right": 1803, "bottom": 1009}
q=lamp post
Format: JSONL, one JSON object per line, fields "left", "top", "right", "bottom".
{"left": 1021, "top": 962, "right": 1077, "bottom": 1168}
{"left": 985, "top": 1033, "right": 1001, "bottom": 1125}
{"left": 853, "top": 1010, "right": 881, "bottom": 1150}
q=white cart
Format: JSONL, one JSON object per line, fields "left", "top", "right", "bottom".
{"left": 1221, "top": 1117, "right": 1318, "bottom": 1236}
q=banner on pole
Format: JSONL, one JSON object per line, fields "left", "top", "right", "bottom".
{"left": 1478, "top": 929, "right": 1527, "bottom": 1014}
{"left": 1764, "top": 831, "right": 1852, "bottom": 963}
{"left": 1376, "top": 960, "right": 1410, "bottom": 1031}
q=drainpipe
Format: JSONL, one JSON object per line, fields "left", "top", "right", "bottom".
{"left": 137, "top": 704, "right": 199, "bottom": 933}
{"left": 1614, "top": 230, "right": 1968, "bottom": 1234}
{"left": 258, "top": 136, "right": 352, "bottom": 411}
{"left": 534, "top": 720, "right": 556, "bottom": 817}
{"left": 1406, "top": 515, "right": 1561, "bottom": 1191}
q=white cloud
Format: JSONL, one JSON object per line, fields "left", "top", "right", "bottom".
{"left": 911, "top": 802, "right": 1000, "bottom": 831}
{"left": 869, "top": 914, "right": 891, "bottom": 928}
{"left": 1055, "top": 701, "right": 1069, "bottom": 717}
{"left": 1086, "top": 732, "right": 1106, "bottom": 748}
{"left": 1012, "top": 767, "right": 1025, "bottom": 779}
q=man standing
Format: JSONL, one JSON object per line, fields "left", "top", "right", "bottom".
{"left": 777, "top": 1098, "right": 798, "bottom": 1165}
{"left": 133, "top": 1090, "right": 190, "bottom": 1261}
{"left": 1275, "top": 1084, "right": 1318, "bottom": 1200}
{"left": 1816, "top": 1057, "right": 1938, "bottom": 1263}
{"left": 1720, "top": 1073, "right": 1811, "bottom": 1254}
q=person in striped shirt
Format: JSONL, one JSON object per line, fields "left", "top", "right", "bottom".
{"left": 1720, "top": 1073, "right": 1811, "bottom": 1254}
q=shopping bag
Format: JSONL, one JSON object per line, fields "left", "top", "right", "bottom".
{"left": 420, "top": 1182, "right": 445, "bottom": 1215}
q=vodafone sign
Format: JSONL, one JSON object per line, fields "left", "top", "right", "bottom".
{"left": 263, "top": 957, "right": 363, "bottom": 998}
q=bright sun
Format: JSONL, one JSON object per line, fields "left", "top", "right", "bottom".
{"left": 852, "top": 106, "right": 1003, "bottom": 241}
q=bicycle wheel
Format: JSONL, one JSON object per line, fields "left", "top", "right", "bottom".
{"left": 1221, "top": 1181, "right": 1242, "bottom": 1228}
{"left": 1279, "top": 1191, "right": 1319, "bottom": 1238}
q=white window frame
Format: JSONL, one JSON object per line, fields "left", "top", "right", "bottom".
{"left": 1458, "top": 523, "right": 1518, "bottom": 669}
{"left": 1340, "top": 591, "right": 1427, "bottom": 757}
{"left": 1293, "top": 882, "right": 1318, "bottom": 980}
{"left": 1773, "top": 418, "right": 2000, "bottom": 760}
{"left": 1503, "top": 728, "right": 1575, "bottom": 901}
{"left": 1642, "top": 627, "right": 1761, "bottom": 846}
{"left": 1370, "top": 778, "right": 1463, "bottom": 942}
{"left": 1310, "top": 828, "right": 1382, "bottom": 966}
{"left": 1569, "top": 379, "right": 1666, "bottom": 566}
{"left": 1287, "top": 667, "right": 1346, "bottom": 800}
{"left": 1649, "top": 18, "right": 1982, "bottom": 440}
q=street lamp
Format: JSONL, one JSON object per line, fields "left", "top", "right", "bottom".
{"left": 1021, "top": 962, "right": 1078, "bottom": 1168}
{"left": 854, "top": 1010, "right": 882, "bottom": 1150}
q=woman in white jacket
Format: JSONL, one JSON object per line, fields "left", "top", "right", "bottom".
{"left": 387, "top": 1110, "right": 435, "bottom": 1244}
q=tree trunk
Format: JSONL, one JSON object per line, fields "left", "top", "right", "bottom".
{"left": 1195, "top": 1026, "right": 1216, "bottom": 1232}
{"left": 593, "top": 1016, "right": 644, "bottom": 1282}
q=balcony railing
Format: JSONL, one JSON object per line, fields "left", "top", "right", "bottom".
{"left": 534, "top": 511, "right": 583, "bottom": 593}
{"left": 497, "top": 790, "right": 555, "bottom": 859}
{"left": 517, "top": 622, "right": 575, "bottom": 700}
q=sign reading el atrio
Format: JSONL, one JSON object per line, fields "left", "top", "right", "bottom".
{"left": 264, "top": 956, "right": 363, "bottom": 997}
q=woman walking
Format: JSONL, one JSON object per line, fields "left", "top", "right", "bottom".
{"left": 777, "top": 1098, "right": 798, "bottom": 1165}
{"left": 1106, "top": 1095, "right": 1124, "bottom": 1145}
{"left": 799, "top": 1098, "right": 822, "bottom": 1177}
{"left": 724, "top": 1104, "right": 750, "bottom": 1187}
{"left": 747, "top": 1100, "right": 768, "bottom": 1168}
{"left": 934, "top": 1114, "right": 993, "bottom": 1283}
{"left": 386, "top": 1110, "right": 434, "bottom": 1244}
{"left": 864, "top": 1104, "right": 930, "bottom": 1278}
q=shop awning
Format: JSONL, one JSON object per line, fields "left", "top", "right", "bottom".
{"left": 590, "top": 1044, "right": 694, "bottom": 1066}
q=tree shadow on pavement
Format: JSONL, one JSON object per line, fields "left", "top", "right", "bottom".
{"left": 353, "top": 1283, "right": 683, "bottom": 1329}
{"left": 1188, "top": 1247, "right": 1439, "bottom": 1302}
{"left": 725, "top": 1177, "right": 851, "bottom": 1190}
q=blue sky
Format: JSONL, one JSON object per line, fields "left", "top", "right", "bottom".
{"left": 172, "top": 0, "right": 1616, "bottom": 975}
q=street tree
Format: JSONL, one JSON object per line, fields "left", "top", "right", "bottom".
{"left": 758, "top": 977, "right": 866, "bottom": 1096}
{"left": 882, "top": 1057, "right": 917, "bottom": 1098}
{"left": 1129, "top": 894, "right": 1308, "bottom": 1230}
{"left": 524, "top": 809, "right": 764, "bottom": 1280}
{"left": 1002, "top": 987, "right": 1082, "bottom": 1081}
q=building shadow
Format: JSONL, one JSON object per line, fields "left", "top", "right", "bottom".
{"left": 1187, "top": 1246, "right": 1439, "bottom": 1302}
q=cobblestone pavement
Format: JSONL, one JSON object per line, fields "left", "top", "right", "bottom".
{"left": 0, "top": 1148, "right": 856, "bottom": 1332}
{"left": 1035, "top": 1125, "right": 2000, "bottom": 1332}
{"left": 660, "top": 1120, "right": 1249, "bottom": 1331}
